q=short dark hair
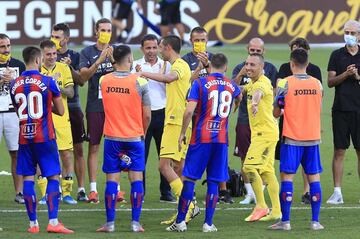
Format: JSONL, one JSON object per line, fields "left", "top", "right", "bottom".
{"left": 0, "top": 33, "right": 10, "bottom": 40}
{"left": 249, "top": 53, "right": 264, "bottom": 63}
{"left": 53, "top": 23, "right": 70, "bottom": 37}
{"left": 290, "top": 48, "right": 308, "bottom": 67}
{"left": 210, "top": 53, "right": 228, "bottom": 69}
{"left": 161, "top": 35, "right": 181, "bottom": 54}
{"left": 39, "top": 39, "right": 56, "bottom": 50}
{"left": 289, "top": 37, "right": 310, "bottom": 51}
{"left": 141, "top": 34, "right": 158, "bottom": 47}
{"left": 22, "top": 46, "right": 41, "bottom": 65}
{"left": 113, "top": 45, "right": 131, "bottom": 63}
{"left": 95, "top": 18, "right": 112, "bottom": 31}
{"left": 190, "top": 27, "right": 207, "bottom": 38}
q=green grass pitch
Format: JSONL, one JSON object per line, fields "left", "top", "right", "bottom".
{"left": 1, "top": 44, "right": 360, "bottom": 238}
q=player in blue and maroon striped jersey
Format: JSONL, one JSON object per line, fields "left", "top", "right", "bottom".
{"left": 10, "top": 46, "right": 73, "bottom": 234}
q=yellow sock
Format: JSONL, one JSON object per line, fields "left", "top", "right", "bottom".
{"left": 169, "top": 177, "right": 183, "bottom": 198}
{"left": 244, "top": 166, "right": 267, "bottom": 208}
{"left": 37, "top": 177, "right": 47, "bottom": 197}
{"left": 262, "top": 172, "right": 281, "bottom": 215}
{"left": 61, "top": 179, "right": 74, "bottom": 197}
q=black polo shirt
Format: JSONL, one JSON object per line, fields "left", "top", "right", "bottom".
{"left": 327, "top": 45, "right": 360, "bottom": 111}
{"left": 277, "top": 62, "right": 322, "bottom": 83}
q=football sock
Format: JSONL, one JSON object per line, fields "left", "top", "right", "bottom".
{"left": 310, "top": 181, "right": 322, "bottom": 222}
{"left": 205, "top": 180, "right": 218, "bottom": 226}
{"left": 262, "top": 172, "right": 281, "bottom": 215}
{"left": 244, "top": 167, "right": 267, "bottom": 208}
{"left": 105, "top": 181, "right": 118, "bottom": 223}
{"left": 176, "top": 180, "right": 195, "bottom": 223}
{"left": 244, "top": 183, "right": 255, "bottom": 196}
{"left": 169, "top": 177, "right": 183, "bottom": 198}
{"left": 130, "top": 181, "right": 144, "bottom": 222}
{"left": 49, "top": 218, "right": 59, "bottom": 226}
{"left": 61, "top": 178, "right": 74, "bottom": 197}
{"left": 23, "top": 180, "right": 37, "bottom": 222}
{"left": 280, "top": 181, "right": 293, "bottom": 222}
{"left": 46, "top": 179, "right": 60, "bottom": 220}
{"left": 334, "top": 186, "right": 341, "bottom": 194}
{"left": 90, "top": 182, "right": 97, "bottom": 192}
{"left": 37, "top": 176, "right": 47, "bottom": 197}
{"left": 77, "top": 187, "right": 85, "bottom": 193}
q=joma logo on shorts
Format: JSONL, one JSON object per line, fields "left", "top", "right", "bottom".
{"left": 106, "top": 87, "right": 130, "bottom": 94}
{"left": 294, "top": 89, "right": 317, "bottom": 96}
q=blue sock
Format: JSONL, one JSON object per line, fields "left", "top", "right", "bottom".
{"left": 131, "top": 181, "right": 144, "bottom": 222}
{"left": 105, "top": 181, "right": 118, "bottom": 222}
{"left": 280, "top": 181, "right": 293, "bottom": 222}
{"left": 46, "top": 179, "right": 60, "bottom": 220}
{"left": 176, "top": 180, "right": 195, "bottom": 223}
{"left": 23, "top": 180, "right": 37, "bottom": 221}
{"left": 205, "top": 180, "right": 218, "bottom": 225}
{"left": 310, "top": 181, "right": 322, "bottom": 222}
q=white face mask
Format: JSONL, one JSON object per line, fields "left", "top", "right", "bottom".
{"left": 344, "top": 34, "right": 358, "bottom": 47}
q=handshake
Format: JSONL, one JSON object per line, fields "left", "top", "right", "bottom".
{"left": 276, "top": 95, "right": 285, "bottom": 109}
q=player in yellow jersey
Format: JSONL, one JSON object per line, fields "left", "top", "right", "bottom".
{"left": 39, "top": 40, "right": 77, "bottom": 205}
{"left": 140, "top": 35, "right": 200, "bottom": 225}
{"left": 241, "top": 54, "right": 281, "bottom": 222}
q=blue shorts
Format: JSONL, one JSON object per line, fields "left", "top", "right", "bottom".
{"left": 16, "top": 140, "right": 61, "bottom": 177}
{"left": 182, "top": 143, "right": 229, "bottom": 182}
{"left": 280, "top": 144, "right": 323, "bottom": 175}
{"left": 103, "top": 139, "right": 145, "bottom": 173}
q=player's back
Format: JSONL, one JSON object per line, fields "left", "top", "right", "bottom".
{"left": 10, "top": 70, "right": 60, "bottom": 144}
{"left": 189, "top": 73, "right": 240, "bottom": 144}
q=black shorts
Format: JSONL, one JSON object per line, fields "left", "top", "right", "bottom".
{"left": 332, "top": 111, "right": 360, "bottom": 149}
{"left": 69, "top": 109, "right": 86, "bottom": 144}
{"left": 233, "top": 123, "right": 251, "bottom": 159}
{"left": 275, "top": 116, "right": 284, "bottom": 160}
{"left": 86, "top": 112, "right": 105, "bottom": 145}
{"left": 160, "top": 1, "right": 181, "bottom": 25}
{"left": 112, "top": 1, "right": 132, "bottom": 20}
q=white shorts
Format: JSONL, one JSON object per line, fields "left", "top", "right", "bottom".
{"left": 0, "top": 112, "right": 19, "bottom": 151}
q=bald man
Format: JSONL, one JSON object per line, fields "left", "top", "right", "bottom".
{"left": 232, "top": 37, "right": 278, "bottom": 204}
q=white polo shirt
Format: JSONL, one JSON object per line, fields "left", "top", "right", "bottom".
{"left": 132, "top": 57, "right": 170, "bottom": 111}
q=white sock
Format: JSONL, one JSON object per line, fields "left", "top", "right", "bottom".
{"left": 262, "top": 185, "right": 266, "bottom": 191}
{"left": 117, "top": 184, "right": 120, "bottom": 192}
{"left": 90, "top": 182, "right": 97, "bottom": 192}
{"left": 30, "top": 220, "right": 39, "bottom": 227}
{"left": 334, "top": 187, "right": 342, "bottom": 194}
{"left": 78, "top": 187, "right": 85, "bottom": 193}
{"left": 49, "top": 218, "right": 59, "bottom": 226}
{"left": 244, "top": 183, "right": 254, "bottom": 196}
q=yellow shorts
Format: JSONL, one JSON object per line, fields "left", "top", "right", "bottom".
{"left": 160, "top": 124, "right": 191, "bottom": 162}
{"left": 55, "top": 126, "right": 73, "bottom": 151}
{"left": 244, "top": 139, "right": 277, "bottom": 174}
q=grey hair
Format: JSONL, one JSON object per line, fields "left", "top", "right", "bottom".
{"left": 344, "top": 20, "right": 360, "bottom": 32}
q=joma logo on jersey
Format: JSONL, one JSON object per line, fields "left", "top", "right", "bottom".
{"left": 294, "top": 89, "right": 317, "bottom": 96}
{"left": 106, "top": 87, "right": 130, "bottom": 94}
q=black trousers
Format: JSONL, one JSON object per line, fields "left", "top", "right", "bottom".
{"left": 143, "top": 108, "right": 172, "bottom": 196}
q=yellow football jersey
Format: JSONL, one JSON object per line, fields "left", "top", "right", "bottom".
{"left": 41, "top": 62, "right": 73, "bottom": 128}
{"left": 245, "top": 74, "right": 278, "bottom": 141}
{"left": 165, "top": 58, "right": 191, "bottom": 125}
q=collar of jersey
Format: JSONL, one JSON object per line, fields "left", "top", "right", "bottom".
{"left": 22, "top": 70, "right": 40, "bottom": 75}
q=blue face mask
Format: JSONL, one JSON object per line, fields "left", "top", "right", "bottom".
{"left": 344, "top": 34, "right": 358, "bottom": 47}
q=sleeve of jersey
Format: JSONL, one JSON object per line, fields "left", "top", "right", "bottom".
{"left": 171, "top": 62, "right": 184, "bottom": 81}
{"left": 49, "top": 77, "right": 61, "bottom": 97}
{"left": 79, "top": 49, "right": 90, "bottom": 69}
{"left": 137, "top": 77, "right": 151, "bottom": 106}
{"left": 233, "top": 83, "right": 241, "bottom": 98}
{"left": 63, "top": 65, "right": 74, "bottom": 88}
{"left": 273, "top": 79, "right": 288, "bottom": 107}
{"left": 187, "top": 80, "right": 199, "bottom": 102}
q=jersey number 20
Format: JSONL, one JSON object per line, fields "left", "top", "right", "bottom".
{"left": 15, "top": 92, "right": 43, "bottom": 120}
{"left": 208, "top": 90, "right": 232, "bottom": 118}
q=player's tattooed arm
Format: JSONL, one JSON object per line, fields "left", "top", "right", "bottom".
{"left": 60, "top": 85, "right": 74, "bottom": 98}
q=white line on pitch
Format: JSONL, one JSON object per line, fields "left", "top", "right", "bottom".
{"left": 1, "top": 206, "right": 360, "bottom": 213}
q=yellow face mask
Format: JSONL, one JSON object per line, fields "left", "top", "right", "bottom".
{"left": 98, "top": 32, "right": 112, "bottom": 44}
{"left": 0, "top": 53, "right": 11, "bottom": 62}
{"left": 193, "top": 41, "right": 206, "bottom": 54}
{"left": 50, "top": 38, "right": 61, "bottom": 50}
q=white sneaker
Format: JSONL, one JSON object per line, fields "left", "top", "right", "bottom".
{"left": 310, "top": 221, "right": 324, "bottom": 230}
{"left": 326, "top": 192, "right": 343, "bottom": 204}
{"left": 203, "top": 223, "right": 217, "bottom": 232}
{"left": 239, "top": 195, "right": 256, "bottom": 205}
{"left": 130, "top": 221, "right": 144, "bottom": 232}
{"left": 166, "top": 221, "right": 187, "bottom": 232}
{"left": 268, "top": 221, "right": 291, "bottom": 231}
